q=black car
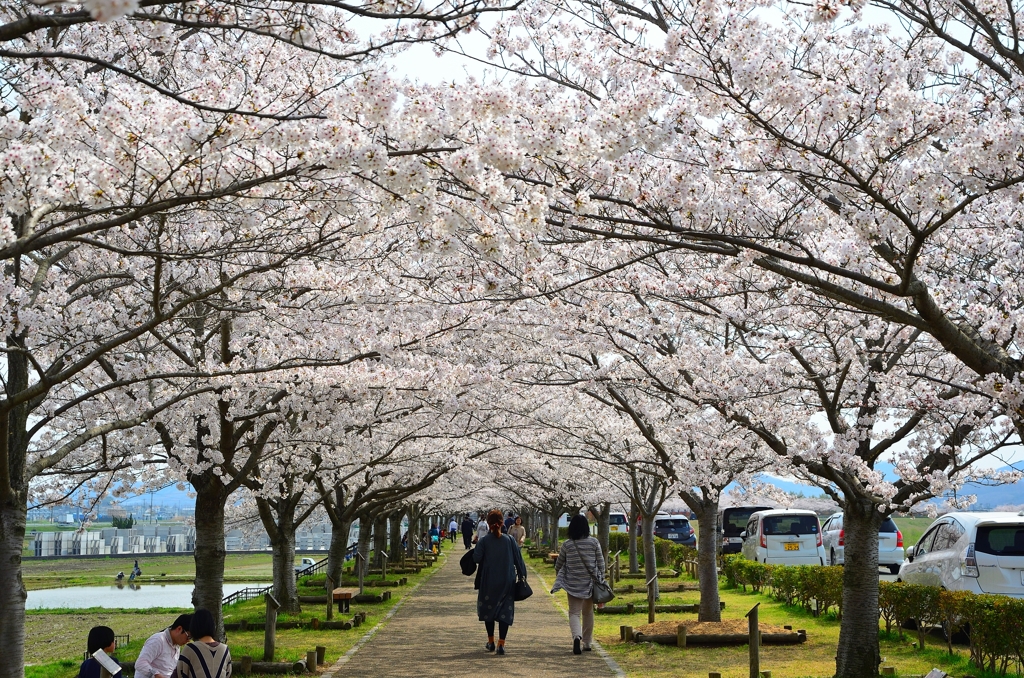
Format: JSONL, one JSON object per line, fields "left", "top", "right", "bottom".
{"left": 718, "top": 505, "right": 773, "bottom": 554}
{"left": 654, "top": 516, "right": 696, "bottom": 546}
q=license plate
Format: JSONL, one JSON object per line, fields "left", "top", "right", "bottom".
{"left": 784, "top": 543, "right": 800, "bottom": 551}
{"left": 668, "top": 533, "right": 679, "bottom": 539}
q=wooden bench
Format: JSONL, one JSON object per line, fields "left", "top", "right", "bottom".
{"left": 332, "top": 587, "right": 359, "bottom": 613}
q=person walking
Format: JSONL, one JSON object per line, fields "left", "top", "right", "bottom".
{"left": 449, "top": 517, "right": 459, "bottom": 543}
{"left": 475, "top": 514, "right": 489, "bottom": 544}
{"left": 551, "top": 514, "right": 606, "bottom": 655}
{"left": 507, "top": 516, "right": 526, "bottom": 547}
{"left": 473, "top": 509, "right": 527, "bottom": 656}
{"left": 176, "top": 609, "right": 232, "bottom": 678}
{"left": 461, "top": 515, "right": 475, "bottom": 549}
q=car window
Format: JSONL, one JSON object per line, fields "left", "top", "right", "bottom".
{"left": 608, "top": 514, "right": 627, "bottom": 525}
{"left": 723, "top": 507, "right": 772, "bottom": 536}
{"left": 975, "top": 525, "right": 1024, "bottom": 555}
{"left": 822, "top": 518, "right": 834, "bottom": 531}
{"left": 915, "top": 525, "right": 941, "bottom": 556}
{"left": 655, "top": 519, "right": 689, "bottom": 528}
{"left": 762, "top": 515, "right": 819, "bottom": 535}
{"left": 746, "top": 518, "right": 758, "bottom": 535}
{"left": 934, "top": 522, "right": 966, "bottom": 551}
{"left": 879, "top": 518, "right": 898, "bottom": 533}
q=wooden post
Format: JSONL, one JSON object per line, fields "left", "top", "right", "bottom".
{"left": 709, "top": 673, "right": 722, "bottom": 678}
{"left": 380, "top": 550, "right": 389, "bottom": 581}
{"left": 677, "top": 624, "right": 687, "bottom": 648}
{"left": 356, "top": 552, "right": 365, "bottom": 595}
{"left": 646, "top": 573, "right": 659, "bottom": 624}
{"left": 614, "top": 551, "right": 621, "bottom": 583}
{"left": 624, "top": 626, "right": 633, "bottom": 642}
{"left": 746, "top": 603, "right": 760, "bottom": 678}
{"left": 306, "top": 650, "right": 317, "bottom": 672}
{"left": 240, "top": 656, "right": 252, "bottom": 676}
{"left": 263, "top": 593, "right": 280, "bottom": 662}
{"left": 325, "top": 575, "right": 334, "bottom": 621}
{"left": 316, "top": 646, "right": 326, "bottom": 665}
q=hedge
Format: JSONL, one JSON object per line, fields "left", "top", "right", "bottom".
{"left": 722, "top": 554, "right": 1024, "bottom": 675}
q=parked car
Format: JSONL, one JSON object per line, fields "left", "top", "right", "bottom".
{"left": 741, "top": 509, "right": 825, "bottom": 566}
{"left": 898, "top": 512, "right": 1024, "bottom": 597}
{"left": 718, "top": 505, "right": 773, "bottom": 554}
{"left": 821, "top": 512, "right": 905, "bottom": 573}
{"left": 608, "top": 512, "right": 629, "bottom": 534}
{"left": 654, "top": 515, "right": 696, "bottom": 547}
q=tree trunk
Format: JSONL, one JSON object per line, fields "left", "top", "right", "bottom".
{"left": 373, "top": 513, "right": 387, "bottom": 565}
{"left": 326, "top": 518, "right": 351, "bottom": 586}
{"left": 191, "top": 477, "right": 229, "bottom": 641}
{"left": 835, "top": 500, "right": 884, "bottom": 678}
{"left": 389, "top": 511, "right": 403, "bottom": 558}
{"left": 641, "top": 510, "right": 659, "bottom": 600}
{"left": 406, "top": 506, "right": 422, "bottom": 557}
{"left": 270, "top": 518, "right": 301, "bottom": 614}
{"left": 594, "top": 502, "right": 611, "bottom": 561}
{"left": 628, "top": 501, "right": 639, "bottom": 574}
{"left": 0, "top": 498, "right": 28, "bottom": 678}
{"left": 695, "top": 502, "right": 721, "bottom": 622}
{"left": 549, "top": 510, "right": 561, "bottom": 551}
{"left": 356, "top": 512, "right": 373, "bottom": 575}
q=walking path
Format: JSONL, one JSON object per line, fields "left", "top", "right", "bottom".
{"left": 329, "top": 549, "right": 621, "bottom": 677}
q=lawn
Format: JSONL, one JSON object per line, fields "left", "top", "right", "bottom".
{"left": 21, "top": 553, "right": 278, "bottom": 590}
{"left": 526, "top": 551, "right": 1013, "bottom": 678}
{"left": 892, "top": 516, "right": 935, "bottom": 549}
{"left": 24, "top": 547, "right": 450, "bottom": 678}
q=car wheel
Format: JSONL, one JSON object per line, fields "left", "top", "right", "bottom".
{"left": 888, "top": 564, "right": 900, "bottom": 575}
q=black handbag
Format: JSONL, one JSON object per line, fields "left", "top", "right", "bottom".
{"left": 514, "top": 577, "right": 533, "bottom": 601}
{"left": 460, "top": 548, "right": 477, "bottom": 576}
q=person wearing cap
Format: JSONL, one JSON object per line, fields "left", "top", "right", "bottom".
{"left": 134, "top": 613, "right": 192, "bottom": 678}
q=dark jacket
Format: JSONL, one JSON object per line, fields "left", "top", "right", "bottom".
{"left": 461, "top": 518, "right": 475, "bottom": 535}
{"left": 78, "top": 657, "right": 122, "bottom": 678}
{"left": 473, "top": 532, "right": 526, "bottom": 625}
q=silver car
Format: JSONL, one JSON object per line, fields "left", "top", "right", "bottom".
{"left": 820, "top": 512, "right": 905, "bottom": 574}
{"left": 898, "top": 512, "right": 1024, "bottom": 597}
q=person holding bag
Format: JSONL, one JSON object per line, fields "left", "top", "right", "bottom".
{"left": 551, "top": 514, "right": 609, "bottom": 655}
{"left": 472, "top": 509, "right": 528, "bottom": 656}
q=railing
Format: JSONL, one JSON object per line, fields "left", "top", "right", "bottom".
{"left": 294, "top": 556, "right": 330, "bottom": 580}
{"left": 222, "top": 585, "right": 273, "bottom": 607}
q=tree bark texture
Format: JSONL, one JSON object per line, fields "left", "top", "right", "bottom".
{"left": 373, "top": 513, "right": 387, "bottom": 565}
{"left": 326, "top": 518, "right": 351, "bottom": 586}
{"left": 388, "top": 511, "right": 403, "bottom": 557}
{"left": 628, "top": 502, "right": 639, "bottom": 574}
{"left": 593, "top": 502, "right": 611, "bottom": 561}
{"left": 356, "top": 512, "right": 373, "bottom": 574}
{"left": 0, "top": 499, "right": 28, "bottom": 678}
{"left": 641, "top": 510, "right": 659, "bottom": 600}
{"left": 835, "top": 500, "right": 884, "bottom": 678}
{"left": 695, "top": 502, "right": 721, "bottom": 622}
{"left": 269, "top": 519, "right": 301, "bottom": 614}
{"left": 191, "top": 478, "right": 229, "bottom": 640}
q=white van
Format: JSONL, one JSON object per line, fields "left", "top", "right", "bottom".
{"left": 741, "top": 509, "right": 825, "bottom": 566}
{"left": 608, "top": 512, "right": 629, "bottom": 534}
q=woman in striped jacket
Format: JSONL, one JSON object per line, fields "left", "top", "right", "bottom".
{"left": 551, "top": 514, "right": 607, "bottom": 655}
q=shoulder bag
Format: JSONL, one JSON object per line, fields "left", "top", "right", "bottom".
{"left": 571, "top": 539, "right": 615, "bottom": 604}
{"left": 508, "top": 535, "right": 533, "bottom": 600}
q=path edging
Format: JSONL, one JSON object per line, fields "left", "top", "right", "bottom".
{"left": 321, "top": 553, "right": 448, "bottom": 678}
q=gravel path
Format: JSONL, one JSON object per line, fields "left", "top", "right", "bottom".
{"left": 334, "top": 549, "right": 618, "bottom": 677}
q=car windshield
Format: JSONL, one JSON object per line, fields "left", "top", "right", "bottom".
{"left": 975, "top": 525, "right": 1024, "bottom": 556}
{"left": 609, "top": 515, "right": 627, "bottom": 525}
{"left": 723, "top": 508, "right": 771, "bottom": 536}
{"left": 656, "top": 520, "right": 689, "bottom": 529}
{"left": 762, "top": 515, "right": 819, "bottom": 536}
{"left": 879, "top": 518, "right": 898, "bottom": 533}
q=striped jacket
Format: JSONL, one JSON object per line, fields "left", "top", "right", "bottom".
{"left": 551, "top": 536, "right": 606, "bottom": 599}
{"left": 176, "top": 641, "right": 231, "bottom": 678}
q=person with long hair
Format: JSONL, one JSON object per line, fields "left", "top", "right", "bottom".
{"left": 552, "top": 514, "right": 607, "bottom": 655}
{"left": 176, "top": 609, "right": 231, "bottom": 678}
{"left": 472, "top": 508, "right": 527, "bottom": 655}
{"left": 78, "top": 626, "right": 122, "bottom": 678}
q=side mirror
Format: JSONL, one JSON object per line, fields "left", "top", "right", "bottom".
{"left": 906, "top": 545, "right": 916, "bottom": 562}
{"left": 740, "top": 531, "right": 748, "bottom": 540}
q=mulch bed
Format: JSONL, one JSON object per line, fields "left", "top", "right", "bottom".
{"left": 634, "top": 619, "right": 789, "bottom": 636}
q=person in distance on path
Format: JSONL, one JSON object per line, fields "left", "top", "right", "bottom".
{"left": 552, "top": 514, "right": 607, "bottom": 655}
{"left": 508, "top": 516, "right": 526, "bottom": 547}
{"left": 134, "top": 613, "right": 192, "bottom": 678}
{"left": 461, "top": 515, "right": 475, "bottom": 549}
{"left": 473, "top": 509, "right": 527, "bottom": 656}
{"left": 449, "top": 517, "right": 459, "bottom": 543}
{"left": 475, "top": 514, "right": 489, "bottom": 544}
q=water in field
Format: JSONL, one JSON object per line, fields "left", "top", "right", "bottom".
{"left": 27, "top": 583, "right": 270, "bottom": 609}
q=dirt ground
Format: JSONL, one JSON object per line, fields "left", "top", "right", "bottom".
{"left": 634, "top": 619, "right": 791, "bottom": 636}
{"left": 25, "top": 611, "right": 180, "bottom": 665}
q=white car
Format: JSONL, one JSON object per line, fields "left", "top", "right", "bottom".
{"left": 821, "top": 512, "right": 905, "bottom": 573}
{"left": 898, "top": 512, "right": 1024, "bottom": 597}
{"left": 741, "top": 509, "right": 826, "bottom": 566}
{"left": 608, "top": 512, "right": 629, "bottom": 534}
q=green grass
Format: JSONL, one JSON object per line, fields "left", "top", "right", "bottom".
{"left": 21, "top": 553, "right": 278, "bottom": 590}
{"left": 892, "top": 516, "right": 935, "bottom": 549}
{"left": 526, "top": 551, "right": 1019, "bottom": 678}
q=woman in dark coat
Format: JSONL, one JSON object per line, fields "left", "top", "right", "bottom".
{"left": 473, "top": 509, "right": 527, "bottom": 655}
{"left": 78, "top": 626, "right": 122, "bottom": 678}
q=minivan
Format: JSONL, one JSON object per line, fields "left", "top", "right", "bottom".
{"left": 718, "top": 505, "right": 773, "bottom": 554}
{"left": 899, "top": 512, "right": 1024, "bottom": 597}
{"left": 608, "top": 512, "right": 629, "bottom": 534}
{"left": 654, "top": 515, "right": 696, "bottom": 546}
{"left": 741, "top": 509, "right": 826, "bottom": 566}
{"left": 821, "top": 512, "right": 905, "bottom": 573}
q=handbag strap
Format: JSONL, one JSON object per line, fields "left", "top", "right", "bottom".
{"left": 569, "top": 539, "right": 601, "bottom": 584}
